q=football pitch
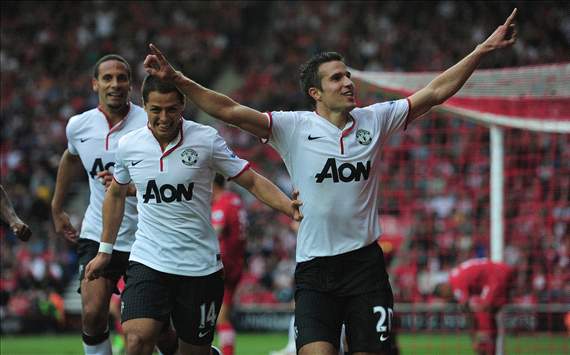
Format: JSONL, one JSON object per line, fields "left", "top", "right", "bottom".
{"left": 1, "top": 332, "right": 568, "bottom": 355}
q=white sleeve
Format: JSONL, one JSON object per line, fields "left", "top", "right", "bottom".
{"left": 370, "top": 98, "right": 410, "bottom": 141}
{"left": 265, "top": 111, "right": 299, "bottom": 156}
{"left": 113, "top": 139, "right": 131, "bottom": 185}
{"left": 211, "top": 133, "right": 250, "bottom": 180}
{"left": 65, "top": 117, "right": 79, "bottom": 155}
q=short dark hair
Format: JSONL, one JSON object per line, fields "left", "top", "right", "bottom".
{"left": 141, "top": 75, "right": 185, "bottom": 105}
{"left": 299, "top": 52, "right": 344, "bottom": 107}
{"left": 93, "top": 54, "right": 132, "bottom": 81}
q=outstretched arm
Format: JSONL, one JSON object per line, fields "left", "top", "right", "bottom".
{"left": 232, "top": 169, "right": 303, "bottom": 222}
{"left": 407, "top": 8, "right": 518, "bottom": 122}
{"left": 0, "top": 184, "right": 32, "bottom": 241}
{"left": 144, "top": 44, "right": 270, "bottom": 139}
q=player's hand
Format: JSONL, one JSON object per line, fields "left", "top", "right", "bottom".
{"left": 290, "top": 189, "right": 303, "bottom": 222}
{"left": 51, "top": 209, "right": 79, "bottom": 243}
{"left": 96, "top": 170, "right": 114, "bottom": 190}
{"left": 10, "top": 219, "right": 32, "bottom": 242}
{"left": 144, "top": 43, "right": 180, "bottom": 82}
{"left": 479, "top": 8, "right": 518, "bottom": 52}
{"left": 84, "top": 253, "right": 112, "bottom": 281}
{"left": 126, "top": 182, "right": 137, "bottom": 197}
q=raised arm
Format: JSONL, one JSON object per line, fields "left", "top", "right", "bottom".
{"left": 0, "top": 184, "right": 32, "bottom": 241}
{"left": 144, "top": 44, "right": 270, "bottom": 139}
{"left": 407, "top": 8, "right": 518, "bottom": 122}
{"left": 51, "top": 149, "right": 83, "bottom": 243}
{"left": 232, "top": 169, "right": 303, "bottom": 222}
{"left": 84, "top": 180, "right": 128, "bottom": 281}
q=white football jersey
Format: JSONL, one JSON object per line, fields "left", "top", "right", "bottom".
{"left": 267, "top": 99, "right": 410, "bottom": 262}
{"left": 66, "top": 103, "right": 146, "bottom": 251}
{"left": 113, "top": 119, "right": 249, "bottom": 276}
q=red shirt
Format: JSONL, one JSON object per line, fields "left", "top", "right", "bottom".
{"left": 211, "top": 191, "right": 247, "bottom": 270}
{"left": 449, "top": 258, "right": 513, "bottom": 308}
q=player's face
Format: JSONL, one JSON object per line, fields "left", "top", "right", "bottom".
{"left": 316, "top": 61, "right": 356, "bottom": 112}
{"left": 144, "top": 91, "right": 185, "bottom": 143}
{"left": 92, "top": 60, "right": 131, "bottom": 111}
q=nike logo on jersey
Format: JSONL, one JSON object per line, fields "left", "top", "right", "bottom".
{"left": 131, "top": 160, "right": 143, "bottom": 166}
{"left": 198, "top": 330, "right": 210, "bottom": 338}
{"left": 308, "top": 135, "right": 324, "bottom": 141}
{"left": 80, "top": 138, "right": 91, "bottom": 142}
{"left": 380, "top": 334, "right": 389, "bottom": 342}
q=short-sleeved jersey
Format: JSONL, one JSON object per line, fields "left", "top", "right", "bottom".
{"left": 113, "top": 119, "right": 249, "bottom": 276}
{"left": 449, "top": 258, "right": 514, "bottom": 307}
{"left": 267, "top": 99, "right": 409, "bottom": 262}
{"left": 211, "top": 191, "right": 247, "bottom": 270}
{"left": 66, "top": 103, "right": 146, "bottom": 251}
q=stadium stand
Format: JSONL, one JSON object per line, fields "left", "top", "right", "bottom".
{"left": 1, "top": 3, "right": 568, "bottom": 350}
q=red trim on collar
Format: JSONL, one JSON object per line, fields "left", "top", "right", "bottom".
{"left": 159, "top": 119, "right": 184, "bottom": 172}
{"left": 228, "top": 162, "right": 251, "bottom": 181}
{"left": 98, "top": 103, "right": 132, "bottom": 151}
{"left": 339, "top": 115, "right": 356, "bottom": 155}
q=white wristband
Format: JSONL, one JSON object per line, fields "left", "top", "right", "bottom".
{"left": 98, "top": 242, "right": 114, "bottom": 254}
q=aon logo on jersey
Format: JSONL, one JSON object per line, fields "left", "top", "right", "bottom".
{"left": 315, "top": 158, "right": 371, "bottom": 183}
{"left": 143, "top": 179, "right": 194, "bottom": 203}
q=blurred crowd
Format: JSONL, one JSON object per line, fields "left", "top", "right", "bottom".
{"left": 1, "top": 1, "right": 569, "bottom": 330}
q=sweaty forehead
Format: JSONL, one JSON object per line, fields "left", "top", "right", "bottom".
{"left": 97, "top": 60, "right": 129, "bottom": 77}
{"left": 318, "top": 60, "right": 348, "bottom": 78}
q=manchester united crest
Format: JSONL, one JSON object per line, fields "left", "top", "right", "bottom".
{"left": 181, "top": 148, "right": 199, "bottom": 166}
{"left": 356, "top": 129, "right": 372, "bottom": 145}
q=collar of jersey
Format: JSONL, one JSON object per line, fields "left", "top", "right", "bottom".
{"left": 98, "top": 102, "right": 132, "bottom": 151}
{"left": 146, "top": 118, "right": 185, "bottom": 171}
{"left": 312, "top": 110, "right": 357, "bottom": 134}
{"left": 97, "top": 102, "right": 132, "bottom": 131}
{"left": 146, "top": 117, "right": 185, "bottom": 153}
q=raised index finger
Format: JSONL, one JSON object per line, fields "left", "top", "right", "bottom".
{"left": 504, "top": 8, "right": 517, "bottom": 26}
{"left": 149, "top": 43, "right": 166, "bottom": 61}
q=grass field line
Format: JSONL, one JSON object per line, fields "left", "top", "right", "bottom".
{"left": 1, "top": 332, "right": 568, "bottom": 355}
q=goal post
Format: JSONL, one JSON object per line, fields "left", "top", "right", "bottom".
{"left": 352, "top": 62, "right": 570, "bottom": 263}
{"left": 351, "top": 63, "right": 570, "bottom": 354}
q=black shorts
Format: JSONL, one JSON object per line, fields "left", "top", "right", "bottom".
{"left": 77, "top": 238, "right": 130, "bottom": 294}
{"left": 121, "top": 262, "right": 224, "bottom": 345}
{"left": 294, "top": 242, "right": 395, "bottom": 352}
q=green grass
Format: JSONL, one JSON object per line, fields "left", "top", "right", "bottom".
{"left": 0, "top": 332, "right": 568, "bottom": 355}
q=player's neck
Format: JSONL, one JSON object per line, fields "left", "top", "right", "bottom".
{"left": 100, "top": 103, "right": 129, "bottom": 126}
{"left": 158, "top": 124, "right": 182, "bottom": 151}
{"left": 315, "top": 105, "right": 350, "bottom": 130}
{"left": 156, "top": 132, "right": 178, "bottom": 151}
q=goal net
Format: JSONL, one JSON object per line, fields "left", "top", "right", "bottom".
{"left": 352, "top": 63, "right": 570, "bottom": 355}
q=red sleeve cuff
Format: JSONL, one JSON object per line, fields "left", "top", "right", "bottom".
{"left": 113, "top": 176, "right": 131, "bottom": 185}
{"left": 228, "top": 162, "right": 251, "bottom": 181}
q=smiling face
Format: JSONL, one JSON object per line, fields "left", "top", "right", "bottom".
{"left": 92, "top": 59, "right": 131, "bottom": 112}
{"left": 144, "top": 91, "right": 185, "bottom": 145}
{"left": 310, "top": 60, "right": 356, "bottom": 113}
